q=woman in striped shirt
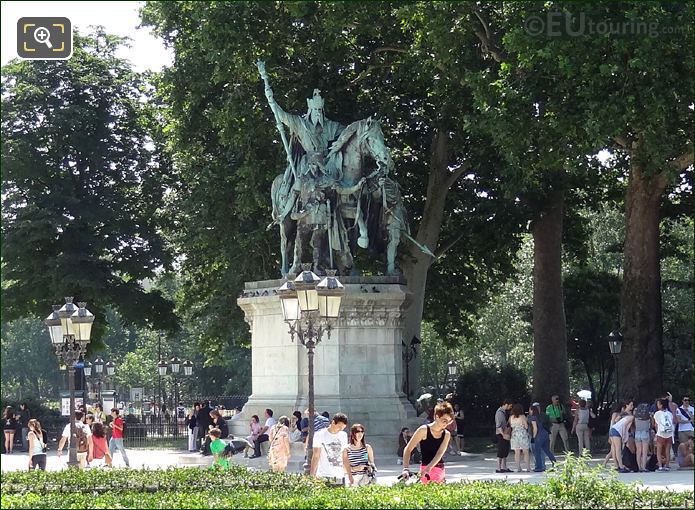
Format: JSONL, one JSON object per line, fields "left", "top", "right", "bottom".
{"left": 342, "top": 423, "right": 376, "bottom": 486}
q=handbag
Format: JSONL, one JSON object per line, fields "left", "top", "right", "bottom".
{"left": 32, "top": 431, "right": 48, "bottom": 453}
{"left": 366, "top": 463, "right": 377, "bottom": 484}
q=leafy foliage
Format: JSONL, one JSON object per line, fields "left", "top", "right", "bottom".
{"left": 454, "top": 365, "right": 531, "bottom": 436}
{"left": 2, "top": 463, "right": 691, "bottom": 509}
{"left": 564, "top": 266, "right": 621, "bottom": 411}
{"left": 1, "top": 319, "right": 61, "bottom": 400}
{"left": 140, "top": 1, "right": 524, "bottom": 350}
{"left": 1, "top": 29, "right": 177, "bottom": 335}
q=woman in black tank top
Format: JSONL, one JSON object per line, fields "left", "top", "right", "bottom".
{"left": 420, "top": 424, "right": 446, "bottom": 465}
{"left": 401, "top": 402, "right": 454, "bottom": 484}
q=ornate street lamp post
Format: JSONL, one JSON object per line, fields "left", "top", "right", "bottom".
{"left": 157, "top": 355, "right": 193, "bottom": 417}
{"left": 278, "top": 265, "right": 344, "bottom": 475}
{"left": 84, "top": 357, "right": 116, "bottom": 404}
{"left": 608, "top": 329, "right": 623, "bottom": 402}
{"left": 447, "top": 360, "right": 458, "bottom": 395}
{"left": 157, "top": 358, "right": 168, "bottom": 421}
{"left": 402, "top": 336, "right": 421, "bottom": 401}
{"left": 45, "top": 298, "right": 95, "bottom": 469}
{"left": 169, "top": 356, "right": 193, "bottom": 409}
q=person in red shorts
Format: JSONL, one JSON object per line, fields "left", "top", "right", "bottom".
{"left": 401, "top": 401, "right": 454, "bottom": 484}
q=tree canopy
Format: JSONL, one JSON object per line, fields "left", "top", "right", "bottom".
{"left": 1, "top": 30, "right": 178, "bottom": 337}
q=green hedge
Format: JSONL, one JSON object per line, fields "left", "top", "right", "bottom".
{"left": 1, "top": 456, "right": 692, "bottom": 509}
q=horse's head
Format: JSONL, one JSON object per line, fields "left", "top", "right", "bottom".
{"left": 359, "top": 117, "right": 394, "bottom": 174}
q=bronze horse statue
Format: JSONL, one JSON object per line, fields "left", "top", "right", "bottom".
{"left": 269, "top": 117, "right": 418, "bottom": 276}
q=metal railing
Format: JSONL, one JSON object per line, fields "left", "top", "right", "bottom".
{"left": 122, "top": 421, "right": 189, "bottom": 449}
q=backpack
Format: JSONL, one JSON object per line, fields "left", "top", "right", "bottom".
{"left": 75, "top": 426, "right": 89, "bottom": 453}
{"left": 634, "top": 403, "right": 651, "bottom": 421}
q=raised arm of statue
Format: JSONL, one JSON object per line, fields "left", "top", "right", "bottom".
{"left": 256, "top": 60, "right": 291, "bottom": 125}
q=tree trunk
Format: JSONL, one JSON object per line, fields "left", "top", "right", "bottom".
{"left": 401, "top": 130, "right": 455, "bottom": 400}
{"left": 531, "top": 189, "right": 569, "bottom": 403}
{"left": 619, "top": 160, "right": 667, "bottom": 402}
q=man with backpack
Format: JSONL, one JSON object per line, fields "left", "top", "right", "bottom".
{"left": 57, "top": 410, "right": 93, "bottom": 469}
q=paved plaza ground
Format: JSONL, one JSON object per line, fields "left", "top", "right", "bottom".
{"left": 1, "top": 449, "right": 692, "bottom": 493}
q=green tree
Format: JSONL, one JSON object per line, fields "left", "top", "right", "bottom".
{"left": 1, "top": 29, "right": 177, "bottom": 335}
{"left": 469, "top": 2, "right": 692, "bottom": 402}
{"left": 564, "top": 266, "right": 621, "bottom": 414}
{"left": 141, "top": 3, "right": 524, "bottom": 394}
{"left": 660, "top": 216, "right": 694, "bottom": 398}
{"left": 0, "top": 318, "right": 62, "bottom": 400}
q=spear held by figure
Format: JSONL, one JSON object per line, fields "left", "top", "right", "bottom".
{"left": 256, "top": 60, "right": 296, "bottom": 186}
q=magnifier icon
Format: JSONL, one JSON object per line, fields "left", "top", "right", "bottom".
{"left": 34, "top": 26, "right": 52, "bottom": 48}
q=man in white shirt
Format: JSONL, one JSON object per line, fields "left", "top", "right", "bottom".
{"left": 676, "top": 396, "right": 694, "bottom": 444}
{"left": 250, "top": 408, "right": 277, "bottom": 458}
{"left": 57, "top": 410, "right": 93, "bottom": 469}
{"left": 311, "top": 412, "right": 348, "bottom": 484}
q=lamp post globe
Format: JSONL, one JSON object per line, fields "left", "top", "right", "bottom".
{"left": 44, "top": 305, "right": 63, "bottom": 346}
{"left": 182, "top": 360, "right": 194, "bottom": 377}
{"left": 71, "top": 302, "right": 95, "bottom": 347}
{"left": 169, "top": 357, "right": 181, "bottom": 375}
{"left": 278, "top": 275, "right": 300, "bottom": 324}
{"left": 158, "top": 359, "right": 168, "bottom": 377}
{"left": 57, "top": 297, "right": 78, "bottom": 338}
{"left": 94, "top": 357, "right": 105, "bottom": 375}
{"left": 293, "top": 265, "right": 321, "bottom": 313}
{"left": 316, "top": 270, "right": 345, "bottom": 319}
{"left": 105, "top": 360, "right": 116, "bottom": 377}
{"left": 447, "top": 360, "right": 458, "bottom": 377}
{"left": 83, "top": 361, "right": 92, "bottom": 377}
{"left": 608, "top": 330, "right": 623, "bottom": 355}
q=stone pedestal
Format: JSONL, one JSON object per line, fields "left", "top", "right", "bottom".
{"left": 233, "top": 276, "right": 418, "bottom": 452}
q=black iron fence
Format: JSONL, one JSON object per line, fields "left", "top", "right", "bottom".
{"left": 29, "top": 423, "right": 189, "bottom": 451}
{"left": 123, "top": 421, "right": 189, "bottom": 449}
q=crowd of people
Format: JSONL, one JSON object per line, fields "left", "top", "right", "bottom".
{"left": 2, "top": 403, "right": 130, "bottom": 471}
{"left": 492, "top": 392, "right": 694, "bottom": 474}
{"left": 3, "top": 391, "right": 693, "bottom": 481}
{"left": 201, "top": 407, "right": 379, "bottom": 487}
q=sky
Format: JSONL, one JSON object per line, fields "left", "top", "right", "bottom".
{"left": 1, "top": 1, "right": 172, "bottom": 71}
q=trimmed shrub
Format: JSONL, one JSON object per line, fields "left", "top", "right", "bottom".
{"left": 1, "top": 459, "right": 692, "bottom": 509}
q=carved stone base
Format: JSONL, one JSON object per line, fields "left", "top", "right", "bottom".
{"left": 234, "top": 276, "right": 419, "bottom": 452}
